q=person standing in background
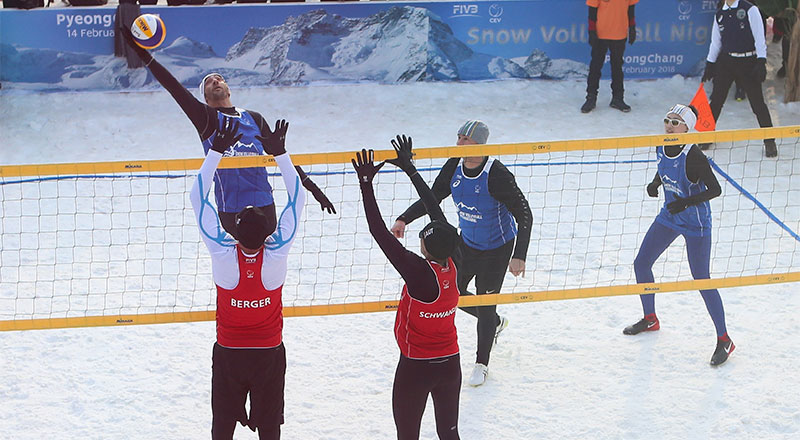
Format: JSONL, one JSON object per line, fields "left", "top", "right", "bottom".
{"left": 581, "top": 0, "right": 639, "bottom": 114}
{"left": 701, "top": 0, "right": 778, "bottom": 157}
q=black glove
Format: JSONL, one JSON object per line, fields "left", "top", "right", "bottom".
{"left": 588, "top": 30, "right": 598, "bottom": 47}
{"left": 118, "top": 21, "right": 154, "bottom": 65}
{"left": 646, "top": 180, "right": 659, "bottom": 198}
{"left": 386, "top": 134, "right": 417, "bottom": 175}
{"left": 210, "top": 117, "right": 242, "bottom": 154}
{"left": 304, "top": 180, "right": 336, "bottom": 214}
{"left": 666, "top": 197, "right": 690, "bottom": 215}
{"left": 753, "top": 58, "right": 767, "bottom": 83}
{"left": 628, "top": 26, "right": 636, "bottom": 45}
{"left": 255, "top": 119, "right": 288, "bottom": 156}
{"left": 701, "top": 61, "right": 715, "bottom": 83}
{"left": 351, "top": 149, "right": 385, "bottom": 184}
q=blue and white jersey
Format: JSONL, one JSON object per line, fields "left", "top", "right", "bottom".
{"left": 451, "top": 158, "right": 516, "bottom": 250}
{"left": 655, "top": 145, "right": 712, "bottom": 237}
{"left": 202, "top": 109, "right": 274, "bottom": 213}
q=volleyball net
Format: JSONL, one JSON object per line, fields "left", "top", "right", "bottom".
{"left": 1, "top": 126, "right": 798, "bottom": 331}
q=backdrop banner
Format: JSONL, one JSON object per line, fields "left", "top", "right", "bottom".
{"left": 0, "top": 0, "right": 716, "bottom": 92}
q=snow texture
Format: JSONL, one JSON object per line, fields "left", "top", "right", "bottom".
{"left": 1, "top": 40, "right": 799, "bottom": 440}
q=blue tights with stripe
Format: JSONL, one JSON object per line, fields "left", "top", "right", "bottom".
{"left": 634, "top": 221, "right": 727, "bottom": 337}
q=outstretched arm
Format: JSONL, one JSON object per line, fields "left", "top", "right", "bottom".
{"left": 190, "top": 118, "right": 243, "bottom": 259}
{"left": 251, "top": 111, "right": 336, "bottom": 214}
{"left": 119, "top": 24, "right": 216, "bottom": 137}
{"left": 352, "top": 150, "right": 437, "bottom": 301}
{"left": 386, "top": 135, "right": 447, "bottom": 223}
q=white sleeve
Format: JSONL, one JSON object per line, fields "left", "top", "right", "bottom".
{"left": 261, "top": 153, "right": 307, "bottom": 290}
{"left": 707, "top": 19, "right": 721, "bottom": 62}
{"left": 190, "top": 150, "right": 238, "bottom": 286}
{"left": 748, "top": 6, "right": 766, "bottom": 58}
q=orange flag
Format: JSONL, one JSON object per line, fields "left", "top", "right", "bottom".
{"left": 690, "top": 83, "right": 716, "bottom": 132}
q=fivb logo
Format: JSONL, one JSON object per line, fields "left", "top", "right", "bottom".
{"left": 451, "top": 4, "right": 479, "bottom": 18}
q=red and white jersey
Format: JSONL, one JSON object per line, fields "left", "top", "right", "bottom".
{"left": 190, "top": 150, "right": 306, "bottom": 348}
{"left": 394, "top": 258, "right": 460, "bottom": 359}
{"left": 215, "top": 246, "right": 283, "bottom": 348}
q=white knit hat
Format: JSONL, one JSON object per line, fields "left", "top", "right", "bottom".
{"left": 198, "top": 72, "right": 223, "bottom": 98}
{"left": 666, "top": 104, "right": 697, "bottom": 131}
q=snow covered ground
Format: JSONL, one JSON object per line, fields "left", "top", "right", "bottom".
{"left": 1, "top": 43, "right": 799, "bottom": 439}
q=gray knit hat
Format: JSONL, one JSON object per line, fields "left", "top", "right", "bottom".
{"left": 457, "top": 120, "right": 489, "bottom": 144}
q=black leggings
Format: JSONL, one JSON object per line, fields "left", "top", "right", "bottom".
{"left": 456, "top": 239, "right": 514, "bottom": 365}
{"left": 393, "top": 354, "right": 461, "bottom": 440}
{"left": 211, "top": 343, "right": 286, "bottom": 440}
{"left": 218, "top": 203, "right": 277, "bottom": 240}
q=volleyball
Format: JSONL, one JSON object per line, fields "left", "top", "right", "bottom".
{"left": 130, "top": 14, "right": 166, "bottom": 50}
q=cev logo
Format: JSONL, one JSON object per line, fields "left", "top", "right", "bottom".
{"left": 678, "top": 0, "right": 692, "bottom": 21}
{"left": 488, "top": 4, "right": 503, "bottom": 23}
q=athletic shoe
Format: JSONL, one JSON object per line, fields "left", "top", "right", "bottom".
{"left": 581, "top": 95, "right": 597, "bottom": 113}
{"left": 494, "top": 315, "right": 509, "bottom": 343}
{"left": 764, "top": 139, "right": 777, "bottom": 158}
{"left": 467, "top": 363, "right": 488, "bottom": 387}
{"left": 710, "top": 335, "right": 735, "bottom": 366}
{"left": 735, "top": 87, "right": 746, "bottom": 101}
{"left": 609, "top": 97, "right": 631, "bottom": 112}
{"left": 622, "top": 313, "right": 660, "bottom": 335}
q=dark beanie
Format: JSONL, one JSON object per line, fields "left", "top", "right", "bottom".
{"left": 419, "top": 220, "right": 459, "bottom": 261}
{"left": 235, "top": 206, "right": 271, "bottom": 250}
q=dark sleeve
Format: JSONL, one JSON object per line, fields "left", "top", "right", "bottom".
{"left": 589, "top": 6, "right": 597, "bottom": 23}
{"left": 488, "top": 161, "right": 533, "bottom": 261}
{"left": 628, "top": 4, "right": 635, "bottom": 21}
{"left": 138, "top": 56, "right": 217, "bottom": 139}
{"left": 409, "top": 172, "right": 446, "bottom": 222}
{"left": 251, "top": 110, "right": 321, "bottom": 190}
{"left": 360, "top": 181, "right": 439, "bottom": 302}
{"left": 397, "top": 158, "right": 459, "bottom": 224}
{"left": 650, "top": 172, "right": 662, "bottom": 186}
{"left": 685, "top": 145, "right": 722, "bottom": 204}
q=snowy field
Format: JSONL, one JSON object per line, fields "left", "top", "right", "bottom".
{"left": 2, "top": 44, "right": 800, "bottom": 439}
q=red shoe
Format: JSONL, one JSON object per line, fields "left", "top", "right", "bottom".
{"left": 623, "top": 313, "right": 660, "bottom": 335}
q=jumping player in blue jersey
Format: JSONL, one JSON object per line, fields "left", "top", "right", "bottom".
{"left": 623, "top": 104, "right": 734, "bottom": 366}
{"left": 391, "top": 121, "right": 532, "bottom": 386}
{"left": 119, "top": 26, "right": 335, "bottom": 238}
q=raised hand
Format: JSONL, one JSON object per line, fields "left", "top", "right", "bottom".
{"left": 305, "top": 182, "right": 337, "bottom": 214}
{"left": 210, "top": 117, "right": 242, "bottom": 154}
{"left": 256, "top": 119, "right": 288, "bottom": 156}
{"left": 351, "top": 149, "right": 385, "bottom": 184}
{"left": 386, "top": 134, "right": 416, "bottom": 175}
{"left": 118, "top": 21, "right": 153, "bottom": 64}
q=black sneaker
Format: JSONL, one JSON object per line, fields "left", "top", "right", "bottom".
{"left": 581, "top": 95, "right": 597, "bottom": 113}
{"left": 710, "top": 336, "right": 735, "bottom": 366}
{"left": 623, "top": 314, "right": 659, "bottom": 335}
{"left": 735, "top": 87, "right": 746, "bottom": 101}
{"left": 765, "top": 139, "right": 777, "bottom": 158}
{"left": 609, "top": 97, "right": 631, "bottom": 112}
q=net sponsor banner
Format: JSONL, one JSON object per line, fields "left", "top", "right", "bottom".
{"left": 0, "top": 0, "right": 715, "bottom": 92}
